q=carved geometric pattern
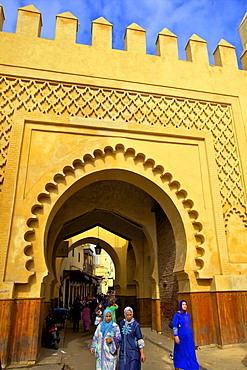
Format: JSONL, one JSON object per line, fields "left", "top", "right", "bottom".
{"left": 23, "top": 145, "right": 206, "bottom": 279}
{"left": 224, "top": 206, "right": 247, "bottom": 229}
{"left": 0, "top": 76, "right": 246, "bottom": 218}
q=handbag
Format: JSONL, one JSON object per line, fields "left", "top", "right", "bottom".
{"left": 168, "top": 319, "right": 173, "bottom": 329}
{"left": 168, "top": 313, "right": 181, "bottom": 330}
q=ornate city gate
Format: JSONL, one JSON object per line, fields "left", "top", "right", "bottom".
{"left": 0, "top": 4, "right": 247, "bottom": 367}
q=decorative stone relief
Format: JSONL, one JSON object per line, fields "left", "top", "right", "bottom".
{"left": 225, "top": 207, "right": 247, "bottom": 263}
{"left": 0, "top": 76, "right": 246, "bottom": 222}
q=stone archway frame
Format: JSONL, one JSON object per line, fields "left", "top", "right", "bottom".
{"left": 38, "top": 153, "right": 204, "bottom": 295}
{"left": 2, "top": 113, "right": 226, "bottom": 298}
{"left": 28, "top": 155, "right": 205, "bottom": 290}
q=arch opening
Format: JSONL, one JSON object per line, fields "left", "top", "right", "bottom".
{"left": 42, "top": 173, "right": 183, "bottom": 331}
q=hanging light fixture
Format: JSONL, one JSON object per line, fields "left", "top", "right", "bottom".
{"left": 95, "top": 226, "right": 102, "bottom": 255}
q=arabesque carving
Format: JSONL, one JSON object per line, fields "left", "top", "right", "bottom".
{"left": 0, "top": 76, "right": 246, "bottom": 220}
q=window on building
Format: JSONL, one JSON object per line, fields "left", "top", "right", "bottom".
{"left": 78, "top": 252, "right": 80, "bottom": 262}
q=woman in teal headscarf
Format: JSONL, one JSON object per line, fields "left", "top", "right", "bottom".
{"left": 90, "top": 308, "right": 121, "bottom": 369}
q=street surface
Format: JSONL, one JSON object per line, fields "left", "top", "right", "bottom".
{"left": 36, "top": 321, "right": 247, "bottom": 370}
{"left": 61, "top": 323, "right": 174, "bottom": 369}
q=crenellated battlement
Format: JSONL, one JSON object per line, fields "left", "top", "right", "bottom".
{"left": 0, "top": 4, "right": 247, "bottom": 70}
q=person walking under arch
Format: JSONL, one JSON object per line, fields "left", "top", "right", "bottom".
{"left": 71, "top": 298, "right": 81, "bottom": 332}
{"left": 108, "top": 298, "right": 119, "bottom": 323}
{"left": 82, "top": 302, "right": 91, "bottom": 331}
{"left": 94, "top": 301, "right": 104, "bottom": 326}
{"left": 172, "top": 300, "right": 200, "bottom": 370}
{"left": 90, "top": 308, "right": 121, "bottom": 369}
{"left": 119, "top": 306, "right": 146, "bottom": 369}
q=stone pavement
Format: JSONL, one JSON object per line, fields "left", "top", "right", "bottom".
{"left": 5, "top": 324, "right": 247, "bottom": 370}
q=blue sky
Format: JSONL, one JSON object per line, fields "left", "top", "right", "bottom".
{"left": 0, "top": 0, "right": 246, "bottom": 67}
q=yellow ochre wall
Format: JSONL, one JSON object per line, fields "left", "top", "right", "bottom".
{"left": 0, "top": 4, "right": 247, "bottom": 366}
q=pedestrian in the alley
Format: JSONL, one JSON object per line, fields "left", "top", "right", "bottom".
{"left": 82, "top": 302, "right": 91, "bottom": 331}
{"left": 90, "top": 308, "right": 121, "bottom": 369}
{"left": 172, "top": 300, "right": 200, "bottom": 370}
{"left": 71, "top": 298, "right": 82, "bottom": 332}
{"left": 104, "top": 296, "right": 110, "bottom": 309}
{"left": 118, "top": 306, "right": 146, "bottom": 369}
{"left": 108, "top": 298, "right": 119, "bottom": 323}
{"left": 94, "top": 301, "right": 104, "bottom": 326}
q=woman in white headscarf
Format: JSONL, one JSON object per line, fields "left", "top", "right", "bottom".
{"left": 118, "top": 306, "right": 146, "bottom": 370}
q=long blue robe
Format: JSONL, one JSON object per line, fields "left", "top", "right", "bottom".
{"left": 173, "top": 311, "right": 200, "bottom": 370}
{"left": 119, "top": 319, "right": 144, "bottom": 370}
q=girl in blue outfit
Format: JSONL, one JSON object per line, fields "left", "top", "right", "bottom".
{"left": 119, "top": 306, "right": 146, "bottom": 369}
{"left": 172, "top": 300, "right": 200, "bottom": 370}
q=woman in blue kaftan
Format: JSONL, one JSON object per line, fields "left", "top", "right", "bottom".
{"left": 172, "top": 300, "right": 200, "bottom": 370}
{"left": 90, "top": 308, "right": 121, "bottom": 370}
{"left": 119, "top": 306, "right": 146, "bottom": 370}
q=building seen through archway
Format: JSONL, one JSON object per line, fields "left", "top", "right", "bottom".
{"left": 58, "top": 240, "right": 100, "bottom": 308}
{"left": 57, "top": 228, "right": 119, "bottom": 308}
{"left": 94, "top": 233, "right": 116, "bottom": 295}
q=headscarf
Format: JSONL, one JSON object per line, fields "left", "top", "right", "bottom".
{"left": 95, "top": 302, "right": 104, "bottom": 312}
{"left": 124, "top": 306, "right": 135, "bottom": 325}
{"left": 179, "top": 300, "right": 187, "bottom": 314}
{"left": 124, "top": 306, "right": 133, "bottom": 317}
{"left": 100, "top": 308, "right": 113, "bottom": 337}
